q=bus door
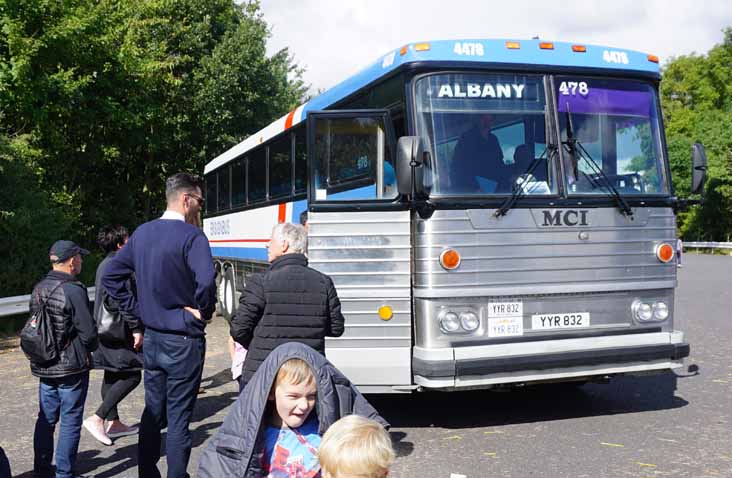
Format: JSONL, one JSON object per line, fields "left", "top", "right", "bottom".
{"left": 306, "top": 110, "right": 413, "bottom": 393}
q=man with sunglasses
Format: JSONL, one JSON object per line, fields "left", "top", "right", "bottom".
{"left": 102, "top": 172, "right": 216, "bottom": 478}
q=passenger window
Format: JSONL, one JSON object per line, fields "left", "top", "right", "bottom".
{"left": 218, "top": 165, "right": 231, "bottom": 211}
{"left": 231, "top": 157, "right": 246, "bottom": 206}
{"left": 205, "top": 172, "right": 218, "bottom": 214}
{"left": 248, "top": 148, "right": 267, "bottom": 203}
{"left": 311, "top": 114, "right": 396, "bottom": 201}
{"left": 295, "top": 128, "right": 307, "bottom": 194}
{"left": 269, "top": 135, "right": 292, "bottom": 199}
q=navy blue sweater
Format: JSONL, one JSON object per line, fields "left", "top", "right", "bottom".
{"left": 102, "top": 218, "right": 216, "bottom": 337}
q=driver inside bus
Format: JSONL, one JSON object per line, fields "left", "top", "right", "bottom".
{"left": 450, "top": 114, "right": 511, "bottom": 193}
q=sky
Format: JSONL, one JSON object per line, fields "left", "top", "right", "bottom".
{"left": 259, "top": 0, "right": 732, "bottom": 93}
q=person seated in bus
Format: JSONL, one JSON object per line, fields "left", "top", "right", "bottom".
{"left": 451, "top": 113, "right": 512, "bottom": 193}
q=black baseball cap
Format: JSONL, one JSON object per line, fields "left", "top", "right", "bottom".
{"left": 49, "top": 240, "right": 90, "bottom": 263}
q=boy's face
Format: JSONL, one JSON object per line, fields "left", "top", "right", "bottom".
{"left": 272, "top": 379, "right": 317, "bottom": 428}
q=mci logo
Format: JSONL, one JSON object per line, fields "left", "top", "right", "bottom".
{"left": 542, "top": 210, "right": 589, "bottom": 227}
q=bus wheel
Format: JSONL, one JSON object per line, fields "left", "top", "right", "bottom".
{"left": 219, "top": 267, "right": 237, "bottom": 322}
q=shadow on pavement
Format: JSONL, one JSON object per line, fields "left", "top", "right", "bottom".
{"left": 367, "top": 372, "right": 687, "bottom": 430}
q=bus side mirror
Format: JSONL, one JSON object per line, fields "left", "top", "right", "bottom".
{"left": 691, "top": 143, "right": 707, "bottom": 195}
{"left": 396, "top": 136, "right": 426, "bottom": 197}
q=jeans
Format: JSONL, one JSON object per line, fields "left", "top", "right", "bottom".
{"left": 34, "top": 372, "right": 90, "bottom": 478}
{"left": 138, "top": 329, "right": 205, "bottom": 478}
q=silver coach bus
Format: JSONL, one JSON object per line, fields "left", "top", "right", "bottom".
{"left": 203, "top": 39, "right": 706, "bottom": 393}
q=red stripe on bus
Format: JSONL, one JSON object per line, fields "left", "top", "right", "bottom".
{"left": 278, "top": 203, "right": 287, "bottom": 223}
{"left": 209, "top": 239, "right": 269, "bottom": 243}
{"left": 285, "top": 109, "right": 297, "bottom": 129}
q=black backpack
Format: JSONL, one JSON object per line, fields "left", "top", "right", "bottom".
{"left": 20, "top": 281, "right": 68, "bottom": 364}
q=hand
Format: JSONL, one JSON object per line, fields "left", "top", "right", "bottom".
{"left": 184, "top": 306, "right": 203, "bottom": 321}
{"left": 132, "top": 332, "right": 143, "bottom": 351}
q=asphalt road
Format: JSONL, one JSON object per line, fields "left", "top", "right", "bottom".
{"left": 0, "top": 253, "right": 730, "bottom": 478}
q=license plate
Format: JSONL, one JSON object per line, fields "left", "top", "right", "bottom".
{"left": 487, "top": 301, "right": 524, "bottom": 337}
{"left": 531, "top": 312, "right": 590, "bottom": 330}
{"left": 488, "top": 316, "right": 524, "bottom": 337}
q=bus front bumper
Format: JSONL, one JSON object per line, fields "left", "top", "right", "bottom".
{"left": 412, "top": 331, "right": 689, "bottom": 389}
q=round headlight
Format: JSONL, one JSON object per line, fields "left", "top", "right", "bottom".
{"left": 653, "top": 302, "right": 669, "bottom": 321}
{"left": 440, "top": 311, "right": 460, "bottom": 333}
{"left": 632, "top": 300, "right": 653, "bottom": 322}
{"left": 460, "top": 311, "right": 480, "bottom": 331}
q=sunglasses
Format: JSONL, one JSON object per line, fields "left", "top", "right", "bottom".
{"left": 187, "top": 193, "right": 205, "bottom": 208}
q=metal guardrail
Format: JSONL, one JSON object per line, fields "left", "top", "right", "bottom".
{"left": 683, "top": 242, "right": 732, "bottom": 250}
{"left": 0, "top": 287, "right": 95, "bottom": 319}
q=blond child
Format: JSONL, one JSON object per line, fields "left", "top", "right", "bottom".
{"left": 261, "top": 358, "right": 321, "bottom": 477}
{"left": 318, "top": 415, "right": 395, "bottom": 478}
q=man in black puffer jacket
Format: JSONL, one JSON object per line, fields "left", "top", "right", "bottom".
{"left": 29, "top": 240, "right": 98, "bottom": 478}
{"left": 231, "top": 222, "right": 345, "bottom": 387}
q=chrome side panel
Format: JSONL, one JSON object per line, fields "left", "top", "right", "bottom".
{"left": 414, "top": 207, "right": 677, "bottom": 294}
{"left": 308, "top": 211, "right": 412, "bottom": 387}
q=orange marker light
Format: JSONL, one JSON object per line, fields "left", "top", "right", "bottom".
{"left": 505, "top": 41, "right": 521, "bottom": 50}
{"left": 647, "top": 54, "right": 659, "bottom": 63}
{"left": 539, "top": 42, "right": 554, "bottom": 50}
{"left": 399, "top": 45, "right": 408, "bottom": 56}
{"left": 656, "top": 243, "right": 675, "bottom": 263}
{"left": 414, "top": 43, "right": 431, "bottom": 51}
{"left": 572, "top": 45, "right": 587, "bottom": 53}
{"left": 378, "top": 305, "right": 393, "bottom": 321}
{"left": 439, "top": 249, "right": 461, "bottom": 270}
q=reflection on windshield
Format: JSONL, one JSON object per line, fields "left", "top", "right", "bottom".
{"left": 416, "top": 73, "right": 555, "bottom": 196}
{"left": 556, "top": 77, "right": 668, "bottom": 195}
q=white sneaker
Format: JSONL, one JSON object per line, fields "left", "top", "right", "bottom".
{"left": 83, "top": 417, "right": 112, "bottom": 446}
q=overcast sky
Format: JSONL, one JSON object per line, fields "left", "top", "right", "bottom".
{"left": 259, "top": 0, "right": 732, "bottom": 93}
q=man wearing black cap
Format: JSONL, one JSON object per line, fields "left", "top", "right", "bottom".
{"left": 103, "top": 172, "right": 216, "bottom": 478}
{"left": 30, "top": 240, "right": 98, "bottom": 478}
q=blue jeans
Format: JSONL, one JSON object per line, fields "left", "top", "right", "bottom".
{"left": 34, "top": 372, "right": 90, "bottom": 478}
{"left": 138, "top": 329, "right": 205, "bottom": 478}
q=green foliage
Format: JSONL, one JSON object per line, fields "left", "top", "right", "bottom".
{"left": 0, "top": 0, "right": 306, "bottom": 295}
{"left": 661, "top": 28, "right": 732, "bottom": 240}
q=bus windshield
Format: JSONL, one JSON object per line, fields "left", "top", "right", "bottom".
{"left": 556, "top": 77, "right": 669, "bottom": 195}
{"left": 415, "top": 73, "right": 555, "bottom": 196}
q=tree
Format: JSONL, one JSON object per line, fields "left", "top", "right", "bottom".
{"left": 0, "top": 0, "right": 306, "bottom": 295}
{"left": 661, "top": 28, "right": 732, "bottom": 241}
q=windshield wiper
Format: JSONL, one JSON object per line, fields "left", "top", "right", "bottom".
{"left": 562, "top": 103, "right": 634, "bottom": 218}
{"left": 495, "top": 144, "right": 557, "bottom": 217}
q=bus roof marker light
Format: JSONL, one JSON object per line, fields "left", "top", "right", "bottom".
{"left": 439, "top": 249, "right": 461, "bottom": 270}
{"left": 399, "top": 45, "right": 408, "bottom": 56}
{"left": 505, "top": 41, "right": 521, "bottom": 50}
{"left": 539, "top": 42, "right": 554, "bottom": 50}
{"left": 572, "top": 45, "right": 587, "bottom": 53}
{"left": 414, "top": 43, "right": 431, "bottom": 52}
{"left": 647, "top": 54, "right": 659, "bottom": 63}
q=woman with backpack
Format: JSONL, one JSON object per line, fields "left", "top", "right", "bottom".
{"left": 82, "top": 225, "right": 143, "bottom": 446}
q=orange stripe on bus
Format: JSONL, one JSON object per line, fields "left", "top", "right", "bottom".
{"left": 278, "top": 203, "right": 287, "bottom": 223}
{"left": 285, "top": 109, "right": 297, "bottom": 129}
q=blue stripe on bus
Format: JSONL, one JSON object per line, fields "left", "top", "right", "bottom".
{"left": 211, "top": 246, "right": 268, "bottom": 261}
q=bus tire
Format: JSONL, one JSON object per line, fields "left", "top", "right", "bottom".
{"left": 219, "top": 266, "right": 237, "bottom": 322}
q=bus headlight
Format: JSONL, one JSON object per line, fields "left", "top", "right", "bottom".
{"left": 653, "top": 302, "right": 669, "bottom": 321}
{"left": 460, "top": 311, "right": 480, "bottom": 331}
{"left": 439, "top": 311, "right": 460, "bottom": 333}
{"left": 632, "top": 300, "right": 653, "bottom": 322}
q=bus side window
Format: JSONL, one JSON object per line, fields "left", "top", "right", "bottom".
{"left": 312, "top": 115, "right": 396, "bottom": 201}
{"left": 248, "top": 148, "right": 267, "bottom": 203}
{"left": 205, "top": 172, "right": 218, "bottom": 214}
{"left": 294, "top": 127, "right": 307, "bottom": 195}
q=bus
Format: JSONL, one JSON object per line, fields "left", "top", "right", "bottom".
{"left": 202, "top": 39, "right": 706, "bottom": 393}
